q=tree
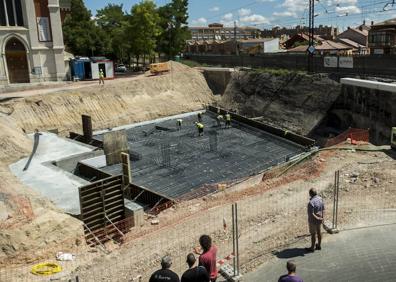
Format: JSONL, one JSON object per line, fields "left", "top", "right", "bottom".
{"left": 127, "top": 0, "right": 161, "bottom": 66}
{"left": 96, "top": 4, "right": 125, "bottom": 31}
{"left": 96, "top": 4, "right": 129, "bottom": 62}
{"left": 63, "top": 0, "right": 110, "bottom": 56}
{"left": 157, "top": 0, "right": 190, "bottom": 59}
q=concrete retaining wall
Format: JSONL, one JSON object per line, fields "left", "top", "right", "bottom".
{"left": 187, "top": 54, "right": 396, "bottom": 78}
{"left": 329, "top": 80, "right": 396, "bottom": 145}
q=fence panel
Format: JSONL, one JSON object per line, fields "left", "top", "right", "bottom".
{"left": 1, "top": 163, "right": 395, "bottom": 281}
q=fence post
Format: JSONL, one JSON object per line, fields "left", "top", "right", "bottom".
{"left": 332, "top": 171, "right": 336, "bottom": 229}
{"left": 235, "top": 202, "right": 240, "bottom": 276}
{"left": 232, "top": 204, "right": 236, "bottom": 277}
{"left": 231, "top": 203, "right": 240, "bottom": 277}
{"left": 335, "top": 170, "right": 340, "bottom": 230}
{"left": 332, "top": 170, "right": 340, "bottom": 230}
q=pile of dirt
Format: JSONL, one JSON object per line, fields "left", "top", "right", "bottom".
{"left": 0, "top": 61, "right": 215, "bottom": 135}
{"left": 219, "top": 71, "right": 341, "bottom": 135}
{"left": 0, "top": 62, "right": 214, "bottom": 264}
{"left": 0, "top": 114, "right": 83, "bottom": 264}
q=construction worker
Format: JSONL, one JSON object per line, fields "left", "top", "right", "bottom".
{"left": 197, "top": 112, "right": 202, "bottom": 122}
{"left": 225, "top": 112, "right": 231, "bottom": 128}
{"left": 99, "top": 69, "right": 105, "bottom": 85}
{"left": 195, "top": 122, "right": 204, "bottom": 136}
{"left": 176, "top": 119, "right": 183, "bottom": 131}
{"left": 216, "top": 114, "right": 224, "bottom": 127}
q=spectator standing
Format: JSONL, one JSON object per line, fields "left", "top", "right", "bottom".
{"left": 181, "top": 253, "right": 209, "bottom": 282}
{"left": 306, "top": 188, "right": 324, "bottom": 252}
{"left": 278, "top": 260, "right": 303, "bottom": 282}
{"left": 149, "top": 256, "right": 180, "bottom": 282}
{"left": 198, "top": 235, "right": 218, "bottom": 282}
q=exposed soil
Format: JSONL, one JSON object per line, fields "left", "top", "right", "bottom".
{"left": 0, "top": 64, "right": 394, "bottom": 282}
{"left": 218, "top": 71, "right": 341, "bottom": 135}
{"left": 0, "top": 62, "right": 214, "bottom": 265}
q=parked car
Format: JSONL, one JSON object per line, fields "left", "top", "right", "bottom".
{"left": 115, "top": 64, "right": 127, "bottom": 73}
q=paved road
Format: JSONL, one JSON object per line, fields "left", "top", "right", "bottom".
{"left": 243, "top": 224, "right": 396, "bottom": 282}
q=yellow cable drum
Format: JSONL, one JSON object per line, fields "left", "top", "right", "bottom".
{"left": 31, "top": 262, "right": 62, "bottom": 276}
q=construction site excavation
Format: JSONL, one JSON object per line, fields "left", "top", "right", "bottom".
{"left": 88, "top": 109, "right": 307, "bottom": 202}
{"left": 1, "top": 61, "right": 395, "bottom": 282}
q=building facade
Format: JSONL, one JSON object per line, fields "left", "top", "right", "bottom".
{"left": 338, "top": 27, "right": 368, "bottom": 47}
{"left": 261, "top": 25, "right": 338, "bottom": 40}
{"left": 189, "top": 23, "right": 260, "bottom": 41}
{"left": 0, "top": 0, "right": 70, "bottom": 85}
{"left": 368, "top": 18, "right": 396, "bottom": 55}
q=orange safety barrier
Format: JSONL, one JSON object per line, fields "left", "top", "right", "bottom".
{"left": 324, "top": 128, "right": 369, "bottom": 147}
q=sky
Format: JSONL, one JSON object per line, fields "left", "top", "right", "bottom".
{"left": 85, "top": 0, "right": 396, "bottom": 30}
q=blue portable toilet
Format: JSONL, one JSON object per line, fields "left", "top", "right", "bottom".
{"left": 70, "top": 57, "right": 92, "bottom": 80}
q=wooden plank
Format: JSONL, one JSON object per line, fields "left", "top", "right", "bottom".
{"left": 103, "top": 130, "right": 129, "bottom": 166}
{"left": 79, "top": 175, "right": 126, "bottom": 243}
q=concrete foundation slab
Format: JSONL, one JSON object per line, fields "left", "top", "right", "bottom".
{"left": 10, "top": 133, "right": 95, "bottom": 215}
{"left": 91, "top": 112, "right": 305, "bottom": 200}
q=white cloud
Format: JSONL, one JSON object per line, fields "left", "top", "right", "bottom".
{"left": 238, "top": 8, "right": 252, "bottom": 17}
{"left": 220, "top": 19, "right": 237, "bottom": 27}
{"left": 209, "top": 6, "right": 220, "bottom": 12}
{"left": 222, "top": 13, "right": 234, "bottom": 21}
{"left": 329, "top": 0, "right": 357, "bottom": 5}
{"left": 281, "top": 0, "right": 306, "bottom": 13}
{"left": 335, "top": 5, "right": 361, "bottom": 15}
{"left": 272, "top": 11, "right": 297, "bottom": 18}
{"left": 257, "top": 0, "right": 275, "bottom": 2}
{"left": 240, "top": 14, "right": 270, "bottom": 24}
{"left": 191, "top": 17, "right": 208, "bottom": 26}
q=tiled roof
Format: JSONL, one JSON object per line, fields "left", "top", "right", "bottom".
{"left": 373, "top": 17, "right": 396, "bottom": 26}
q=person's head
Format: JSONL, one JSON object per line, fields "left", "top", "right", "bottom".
{"left": 199, "top": 235, "right": 212, "bottom": 252}
{"left": 286, "top": 260, "right": 297, "bottom": 274}
{"left": 186, "top": 253, "right": 196, "bottom": 268}
{"left": 309, "top": 188, "right": 317, "bottom": 198}
{"left": 161, "top": 255, "right": 172, "bottom": 270}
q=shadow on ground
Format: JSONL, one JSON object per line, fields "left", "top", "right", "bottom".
{"left": 272, "top": 248, "right": 308, "bottom": 259}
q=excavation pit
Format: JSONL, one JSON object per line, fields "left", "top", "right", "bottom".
{"left": 80, "top": 110, "right": 308, "bottom": 204}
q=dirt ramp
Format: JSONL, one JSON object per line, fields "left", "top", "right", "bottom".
{"left": 1, "top": 62, "right": 214, "bottom": 135}
{"left": 219, "top": 71, "right": 341, "bottom": 135}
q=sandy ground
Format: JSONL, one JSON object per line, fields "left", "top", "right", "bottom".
{"left": 0, "top": 62, "right": 215, "bottom": 135}
{"left": 0, "top": 63, "right": 394, "bottom": 281}
{"left": 0, "top": 62, "right": 215, "bottom": 265}
{"left": 1, "top": 143, "right": 394, "bottom": 282}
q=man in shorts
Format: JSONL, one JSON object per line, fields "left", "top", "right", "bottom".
{"left": 306, "top": 188, "right": 324, "bottom": 252}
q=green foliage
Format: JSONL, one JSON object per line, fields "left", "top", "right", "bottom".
{"left": 62, "top": 0, "right": 190, "bottom": 64}
{"left": 96, "top": 4, "right": 125, "bottom": 31}
{"left": 63, "top": 0, "right": 110, "bottom": 56}
{"left": 127, "top": 0, "right": 161, "bottom": 63}
{"left": 157, "top": 0, "right": 190, "bottom": 59}
{"left": 251, "top": 67, "right": 306, "bottom": 76}
{"left": 96, "top": 4, "right": 129, "bottom": 62}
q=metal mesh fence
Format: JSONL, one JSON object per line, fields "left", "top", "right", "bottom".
{"left": 1, "top": 158, "right": 395, "bottom": 281}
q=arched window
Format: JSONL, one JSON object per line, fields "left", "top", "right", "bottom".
{"left": 0, "top": 0, "right": 23, "bottom": 26}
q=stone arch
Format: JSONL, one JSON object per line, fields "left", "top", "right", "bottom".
{"left": 4, "top": 37, "right": 30, "bottom": 83}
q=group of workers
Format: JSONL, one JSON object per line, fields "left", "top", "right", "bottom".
{"left": 176, "top": 111, "right": 231, "bottom": 137}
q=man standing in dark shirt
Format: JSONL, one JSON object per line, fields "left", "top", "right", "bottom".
{"left": 149, "top": 256, "right": 180, "bottom": 282}
{"left": 306, "top": 188, "right": 324, "bottom": 252}
{"left": 181, "top": 253, "right": 209, "bottom": 282}
{"left": 278, "top": 260, "right": 303, "bottom": 282}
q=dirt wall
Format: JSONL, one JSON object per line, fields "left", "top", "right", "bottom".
{"left": 0, "top": 62, "right": 214, "bottom": 135}
{"left": 0, "top": 62, "right": 214, "bottom": 263}
{"left": 218, "top": 70, "right": 341, "bottom": 135}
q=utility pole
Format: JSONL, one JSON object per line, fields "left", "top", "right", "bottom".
{"left": 234, "top": 21, "right": 239, "bottom": 55}
{"left": 308, "top": 0, "right": 315, "bottom": 73}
